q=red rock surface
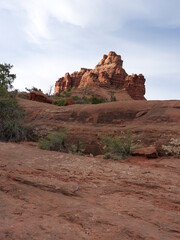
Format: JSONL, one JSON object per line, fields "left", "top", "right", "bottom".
{"left": 124, "top": 74, "right": 146, "bottom": 100}
{"left": 54, "top": 51, "right": 146, "bottom": 100}
{"left": 29, "top": 91, "right": 52, "bottom": 104}
{"left": 19, "top": 98, "right": 180, "bottom": 156}
{"left": 0, "top": 97, "right": 179, "bottom": 239}
{"left": 0, "top": 142, "right": 180, "bottom": 240}
{"left": 132, "top": 146, "right": 158, "bottom": 158}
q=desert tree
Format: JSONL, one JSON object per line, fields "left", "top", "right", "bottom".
{"left": 0, "top": 63, "right": 16, "bottom": 92}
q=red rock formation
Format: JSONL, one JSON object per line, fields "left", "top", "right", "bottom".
{"left": 124, "top": 74, "right": 146, "bottom": 100}
{"left": 55, "top": 69, "right": 89, "bottom": 93}
{"left": 29, "top": 91, "right": 52, "bottom": 104}
{"left": 54, "top": 51, "right": 146, "bottom": 100}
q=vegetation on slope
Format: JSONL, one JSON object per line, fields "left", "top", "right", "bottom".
{"left": 0, "top": 64, "right": 31, "bottom": 142}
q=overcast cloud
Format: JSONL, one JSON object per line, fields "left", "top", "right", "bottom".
{"left": 0, "top": 0, "right": 180, "bottom": 99}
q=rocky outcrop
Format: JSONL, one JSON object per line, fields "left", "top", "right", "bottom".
{"left": 79, "top": 51, "right": 128, "bottom": 89}
{"left": 124, "top": 74, "right": 146, "bottom": 100}
{"left": 54, "top": 51, "right": 146, "bottom": 100}
{"left": 29, "top": 91, "right": 52, "bottom": 104}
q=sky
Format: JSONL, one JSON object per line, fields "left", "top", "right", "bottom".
{"left": 0, "top": 0, "right": 180, "bottom": 100}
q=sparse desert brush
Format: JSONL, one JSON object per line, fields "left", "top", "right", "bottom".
{"left": 162, "top": 138, "right": 180, "bottom": 157}
{"left": 52, "top": 98, "right": 66, "bottom": 106}
{"left": 38, "top": 130, "right": 86, "bottom": 155}
{"left": 101, "top": 132, "right": 132, "bottom": 160}
{"left": 89, "top": 95, "right": 108, "bottom": 104}
{"left": 72, "top": 95, "right": 107, "bottom": 104}
{"left": 74, "top": 95, "right": 91, "bottom": 104}
{"left": 38, "top": 130, "right": 67, "bottom": 151}
{"left": 110, "top": 91, "right": 116, "bottom": 102}
{"left": 62, "top": 90, "right": 71, "bottom": 98}
{"left": 70, "top": 141, "right": 85, "bottom": 155}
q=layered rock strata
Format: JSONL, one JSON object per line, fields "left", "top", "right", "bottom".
{"left": 54, "top": 51, "right": 146, "bottom": 100}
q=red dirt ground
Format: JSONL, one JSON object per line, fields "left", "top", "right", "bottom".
{"left": 0, "top": 142, "right": 180, "bottom": 240}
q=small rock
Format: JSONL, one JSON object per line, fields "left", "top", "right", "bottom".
{"left": 132, "top": 146, "right": 158, "bottom": 159}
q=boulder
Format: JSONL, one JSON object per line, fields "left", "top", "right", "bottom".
{"left": 29, "top": 91, "right": 52, "bottom": 104}
{"left": 132, "top": 146, "right": 158, "bottom": 159}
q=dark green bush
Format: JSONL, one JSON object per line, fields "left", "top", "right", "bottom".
{"left": 81, "top": 96, "right": 91, "bottom": 104}
{"left": 72, "top": 95, "right": 81, "bottom": 102}
{"left": 52, "top": 98, "right": 66, "bottom": 106}
{"left": 55, "top": 92, "right": 61, "bottom": 97}
{"left": 38, "top": 130, "right": 86, "bottom": 155}
{"left": 101, "top": 133, "right": 132, "bottom": 160}
{"left": 63, "top": 90, "right": 71, "bottom": 97}
{"left": 0, "top": 96, "right": 27, "bottom": 142}
{"left": 25, "top": 86, "right": 42, "bottom": 92}
{"left": 0, "top": 63, "right": 16, "bottom": 90}
{"left": 54, "top": 94, "right": 108, "bottom": 105}
{"left": 72, "top": 95, "right": 107, "bottom": 104}
{"left": 0, "top": 63, "right": 33, "bottom": 142}
{"left": 72, "top": 95, "right": 90, "bottom": 104}
{"left": 38, "top": 131, "right": 67, "bottom": 151}
{"left": 89, "top": 95, "right": 108, "bottom": 104}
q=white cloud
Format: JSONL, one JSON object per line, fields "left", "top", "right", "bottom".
{"left": 0, "top": 0, "right": 179, "bottom": 49}
{"left": 2, "top": 0, "right": 180, "bottom": 44}
{"left": 0, "top": 0, "right": 179, "bottom": 99}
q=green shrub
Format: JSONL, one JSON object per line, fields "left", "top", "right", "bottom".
{"left": 110, "top": 91, "right": 116, "bottom": 102}
{"left": 52, "top": 98, "right": 66, "bottom": 106}
{"left": 101, "top": 133, "right": 132, "bottom": 160}
{"left": 89, "top": 95, "right": 108, "bottom": 104}
{"left": 25, "top": 86, "right": 42, "bottom": 92}
{"left": 72, "top": 95, "right": 90, "bottom": 104}
{"left": 0, "top": 87, "right": 9, "bottom": 97}
{"left": 72, "top": 95, "right": 108, "bottom": 105}
{"left": 70, "top": 141, "right": 85, "bottom": 155}
{"left": 63, "top": 90, "right": 71, "bottom": 97}
{"left": 72, "top": 95, "right": 84, "bottom": 104}
{"left": 0, "top": 64, "right": 34, "bottom": 142}
{"left": 81, "top": 96, "right": 91, "bottom": 104}
{"left": 0, "top": 95, "right": 28, "bottom": 142}
{"left": 0, "top": 63, "right": 16, "bottom": 90}
{"left": 54, "top": 94, "right": 108, "bottom": 105}
{"left": 72, "top": 95, "right": 81, "bottom": 102}
{"left": 55, "top": 92, "right": 61, "bottom": 97}
{"left": 38, "top": 130, "right": 67, "bottom": 151}
{"left": 38, "top": 131, "right": 86, "bottom": 155}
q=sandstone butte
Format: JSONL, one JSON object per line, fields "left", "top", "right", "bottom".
{"left": 54, "top": 51, "right": 146, "bottom": 100}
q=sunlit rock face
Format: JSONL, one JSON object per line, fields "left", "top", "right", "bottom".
{"left": 54, "top": 51, "right": 146, "bottom": 100}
